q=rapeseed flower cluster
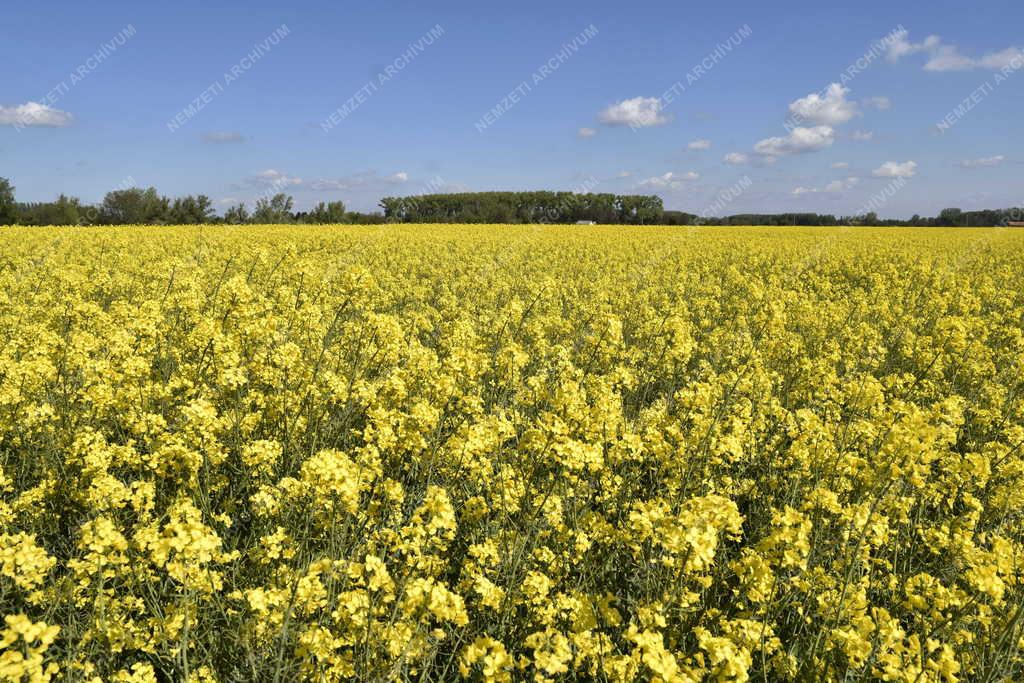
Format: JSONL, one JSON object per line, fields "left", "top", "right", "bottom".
{"left": 0, "top": 224, "right": 1022, "bottom": 681}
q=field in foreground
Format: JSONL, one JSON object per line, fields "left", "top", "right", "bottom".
{"left": 1, "top": 225, "right": 1023, "bottom": 682}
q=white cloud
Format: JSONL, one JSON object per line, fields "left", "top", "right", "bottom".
{"left": 788, "top": 83, "right": 858, "bottom": 126}
{"left": 687, "top": 139, "right": 712, "bottom": 150}
{"left": 0, "top": 102, "right": 73, "bottom": 127}
{"left": 863, "top": 96, "right": 891, "bottom": 110}
{"left": 577, "top": 127, "right": 597, "bottom": 138}
{"left": 307, "top": 179, "right": 352, "bottom": 191}
{"left": 924, "top": 44, "right": 977, "bottom": 72}
{"left": 754, "top": 126, "right": 835, "bottom": 156}
{"left": 977, "top": 47, "right": 1024, "bottom": 70}
{"left": 888, "top": 30, "right": 1024, "bottom": 72}
{"left": 886, "top": 30, "right": 942, "bottom": 62}
{"left": 308, "top": 170, "right": 409, "bottom": 192}
{"left": 202, "top": 131, "right": 247, "bottom": 143}
{"left": 959, "top": 155, "right": 1005, "bottom": 168}
{"left": 723, "top": 152, "right": 749, "bottom": 165}
{"left": 850, "top": 130, "right": 874, "bottom": 141}
{"left": 250, "top": 169, "right": 303, "bottom": 188}
{"left": 830, "top": 161, "right": 850, "bottom": 169}
{"left": 616, "top": 170, "right": 633, "bottom": 178}
{"left": 792, "top": 177, "right": 859, "bottom": 196}
{"left": 872, "top": 161, "right": 917, "bottom": 178}
{"left": 310, "top": 180, "right": 346, "bottom": 191}
{"left": 599, "top": 97, "right": 670, "bottom": 127}
{"left": 638, "top": 171, "right": 699, "bottom": 189}
{"left": 827, "top": 177, "right": 860, "bottom": 192}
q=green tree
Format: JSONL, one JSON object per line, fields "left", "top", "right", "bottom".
{"left": 378, "top": 191, "right": 665, "bottom": 225}
{"left": 168, "top": 195, "right": 216, "bottom": 224}
{"left": 98, "top": 187, "right": 169, "bottom": 224}
{"left": 0, "top": 178, "right": 16, "bottom": 225}
{"left": 306, "top": 201, "right": 347, "bottom": 224}
{"left": 17, "top": 195, "right": 82, "bottom": 225}
{"left": 52, "top": 194, "right": 82, "bottom": 225}
{"left": 939, "top": 208, "right": 964, "bottom": 227}
{"left": 224, "top": 203, "right": 250, "bottom": 225}
{"left": 251, "top": 194, "right": 294, "bottom": 223}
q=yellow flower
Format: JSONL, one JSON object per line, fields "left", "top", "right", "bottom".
{"left": 0, "top": 615, "right": 60, "bottom": 682}
{"left": 240, "top": 439, "right": 282, "bottom": 477}
{"left": 524, "top": 629, "right": 573, "bottom": 677}
{"left": 461, "top": 636, "right": 514, "bottom": 683}
{"left": 0, "top": 533, "right": 55, "bottom": 593}
{"left": 0, "top": 225, "right": 1022, "bottom": 680}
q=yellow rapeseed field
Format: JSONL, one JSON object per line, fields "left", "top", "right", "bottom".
{"left": 1, "top": 224, "right": 1023, "bottom": 682}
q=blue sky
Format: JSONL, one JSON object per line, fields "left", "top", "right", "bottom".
{"left": 2, "top": 0, "right": 1022, "bottom": 217}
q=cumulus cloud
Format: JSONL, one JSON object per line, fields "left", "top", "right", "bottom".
{"left": 831, "top": 161, "right": 850, "bottom": 169}
{"left": 0, "top": 102, "right": 73, "bottom": 127}
{"left": 577, "top": 127, "right": 597, "bottom": 138}
{"left": 687, "top": 139, "right": 712, "bottom": 150}
{"left": 202, "top": 131, "right": 247, "bottom": 143}
{"left": 959, "top": 155, "right": 1005, "bottom": 168}
{"left": 788, "top": 83, "right": 859, "bottom": 126}
{"left": 754, "top": 126, "right": 835, "bottom": 156}
{"left": 599, "top": 97, "right": 670, "bottom": 127}
{"left": 723, "top": 152, "right": 749, "bottom": 165}
{"left": 887, "top": 29, "right": 1024, "bottom": 71}
{"left": 872, "top": 161, "right": 917, "bottom": 178}
{"left": 850, "top": 130, "right": 874, "bottom": 141}
{"left": 638, "top": 171, "right": 699, "bottom": 189}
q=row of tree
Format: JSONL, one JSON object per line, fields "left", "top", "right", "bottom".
{"left": 380, "top": 191, "right": 665, "bottom": 224}
{"left": 0, "top": 179, "right": 384, "bottom": 226}
{"left": 661, "top": 209, "right": 1024, "bottom": 227}
{"left": 2, "top": 178, "right": 1021, "bottom": 227}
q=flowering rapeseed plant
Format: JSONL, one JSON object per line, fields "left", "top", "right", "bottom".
{"left": 0, "top": 224, "right": 1022, "bottom": 681}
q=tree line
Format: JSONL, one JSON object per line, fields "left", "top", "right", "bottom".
{"left": 661, "top": 208, "right": 1024, "bottom": 227}
{"left": 379, "top": 191, "right": 665, "bottom": 224}
{"left": 0, "top": 178, "right": 384, "bottom": 226}
{"left": 1, "top": 177, "right": 1021, "bottom": 227}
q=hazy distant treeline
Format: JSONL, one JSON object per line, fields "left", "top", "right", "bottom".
{"left": 662, "top": 208, "right": 1024, "bottom": 227}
